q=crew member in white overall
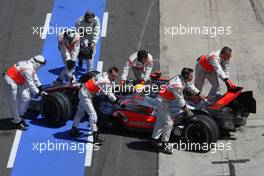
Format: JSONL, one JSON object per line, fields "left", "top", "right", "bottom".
{"left": 55, "top": 29, "right": 80, "bottom": 84}
{"left": 3, "top": 55, "right": 47, "bottom": 130}
{"left": 194, "top": 46, "right": 236, "bottom": 97}
{"left": 151, "top": 68, "right": 204, "bottom": 154}
{"left": 75, "top": 11, "right": 100, "bottom": 71}
{"left": 70, "top": 67, "right": 124, "bottom": 144}
{"left": 120, "top": 50, "right": 153, "bottom": 85}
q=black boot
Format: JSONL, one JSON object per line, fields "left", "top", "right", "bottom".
{"left": 160, "top": 142, "right": 173, "bottom": 154}
{"left": 20, "top": 118, "right": 29, "bottom": 127}
{"left": 14, "top": 122, "right": 27, "bottom": 131}
{"left": 151, "top": 138, "right": 162, "bottom": 149}
{"left": 70, "top": 127, "right": 83, "bottom": 137}
{"left": 93, "top": 132, "right": 104, "bottom": 145}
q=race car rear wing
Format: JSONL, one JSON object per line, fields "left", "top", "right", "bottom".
{"left": 209, "top": 87, "right": 256, "bottom": 114}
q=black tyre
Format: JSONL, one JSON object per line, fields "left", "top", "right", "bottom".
{"left": 62, "top": 90, "right": 79, "bottom": 119}
{"left": 41, "top": 92, "right": 72, "bottom": 126}
{"left": 184, "top": 115, "right": 219, "bottom": 150}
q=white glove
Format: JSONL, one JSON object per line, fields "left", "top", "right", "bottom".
{"left": 40, "top": 91, "right": 48, "bottom": 96}
{"left": 184, "top": 108, "right": 198, "bottom": 121}
{"left": 183, "top": 107, "right": 194, "bottom": 118}
{"left": 186, "top": 110, "right": 194, "bottom": 118}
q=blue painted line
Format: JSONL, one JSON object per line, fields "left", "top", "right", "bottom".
{"left": 11, "top": 0, "right": 106, "bottom": 175}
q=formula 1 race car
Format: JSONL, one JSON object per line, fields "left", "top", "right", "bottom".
{"left": 29, "top": 71, "right": 256, "bottom": 146}
{"left": 29, "top": 71, "right": 167, "bottom": 125}
{"left": 93, "top": 86, "right": 256, "bottom": 145}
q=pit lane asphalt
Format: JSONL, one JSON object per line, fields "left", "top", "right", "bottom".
{"left": 85, "top": 0, "right": 160, "bottom": 175}
{"left": 0, "top": 1, "right": 53, "bottom": 175}
{"left": 159, "top": 0, "right": 264, "bottom": 175}
{"left": 0, "top": 0, "right": 159, "bottom": 176}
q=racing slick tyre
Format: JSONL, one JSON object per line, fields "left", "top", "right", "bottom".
{"left": 184, "top": 115, "right": 220, "bottom": 151}
{"left": 41, "top": 92, "right": 73, "bottom": 126}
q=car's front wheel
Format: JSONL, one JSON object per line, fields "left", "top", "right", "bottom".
{"left": 184, "top": 115, "right": 219, "bottom": 151}
{"left": 41, "top": 92, "right": 72, "bottom": 126}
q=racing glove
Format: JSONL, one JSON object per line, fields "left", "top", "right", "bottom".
{"left": 224, "top": 79, "right": 236, "bottom": 90}
{"left": 195, "top": 92, "right": 206, "bottom": 101}
{"left": 195, "top": 92, "right": 200, "bottom": 96}
{"left": 37, "top": 85, "right": 43, "bottom": 92}
{"left": 114, "top": 98, "right": 126, "bottom": 109}
{"left": 90, "top": 42, "right": 96, "bottom": 48}
{"left": 186, "top": 109, "right": 194, "bottom": 118}
{"left": 182, "top": 105, "right": 194, "bottom": 118}
{"left": 37, "top": 91, "right": 48, "bottom": 97}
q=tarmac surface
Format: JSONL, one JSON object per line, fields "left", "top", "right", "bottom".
{"left": 0, "top": 0, "right": 263, "bottom": 176}
{"left": 0, "top": 1, "right": 53, "bottom": 175}
{"left": 159, "top": 0, "right": 264, "bottom": 175}
{"left": 85, "top": 0, "right": 159, "bottom": 175}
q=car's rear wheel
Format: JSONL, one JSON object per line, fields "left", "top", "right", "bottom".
{"left": 184, "top": 115, "right": 219, "bottom": 151}
{"left": 41, "top": 92, "right": 72, "bottom": 126}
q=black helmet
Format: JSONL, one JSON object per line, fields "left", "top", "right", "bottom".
{"left": 137, "top": 50, "right": 148, "bottom": 63}
{"left": 64, "top": 30, "right": 75, "bottom": 44}
{"left": 181, "top": 67, "right": 193, "bottom": 80}
{"left": 84, "top": 11, "right": 95, "bottom": 22}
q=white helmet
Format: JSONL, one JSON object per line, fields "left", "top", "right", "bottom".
{"left": 34, "top": 55, "right": 46, "bottom": 64}
{"left": 31, "top": 55, "right": 46, "bottom": 70}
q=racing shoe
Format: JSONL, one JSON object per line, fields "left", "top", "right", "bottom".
{"left": 14, "top": 122, "right": 27, "bottom": 131}
{"left": 69, "top": 127, "right": 83, "bottom": 137}
{"left": 160, "top": 142, "right": 173, "bottom": 155}
{"left": 93, "top": 132, "right": 105, "bottom": 145}
{"left": 20, "top": 118, "right": 29, "bottom": 127}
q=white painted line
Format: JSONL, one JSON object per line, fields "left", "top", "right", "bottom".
{"left": 84, "top": 135, "right": 94, "bottom": 167}
{"left": 137, "top": 0, "right": 155, "bottom": 50}
{"left": 7, "top": 130, "right": 22, "bottom": 168}
{"left": 97, "top": 61, "right": 103, "bottom": 72}
{"left": 101, "top": 12, "right": 109, "bottom": 37}
{"left": 41, "top": 13, "right": 52, "bottom": 39}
